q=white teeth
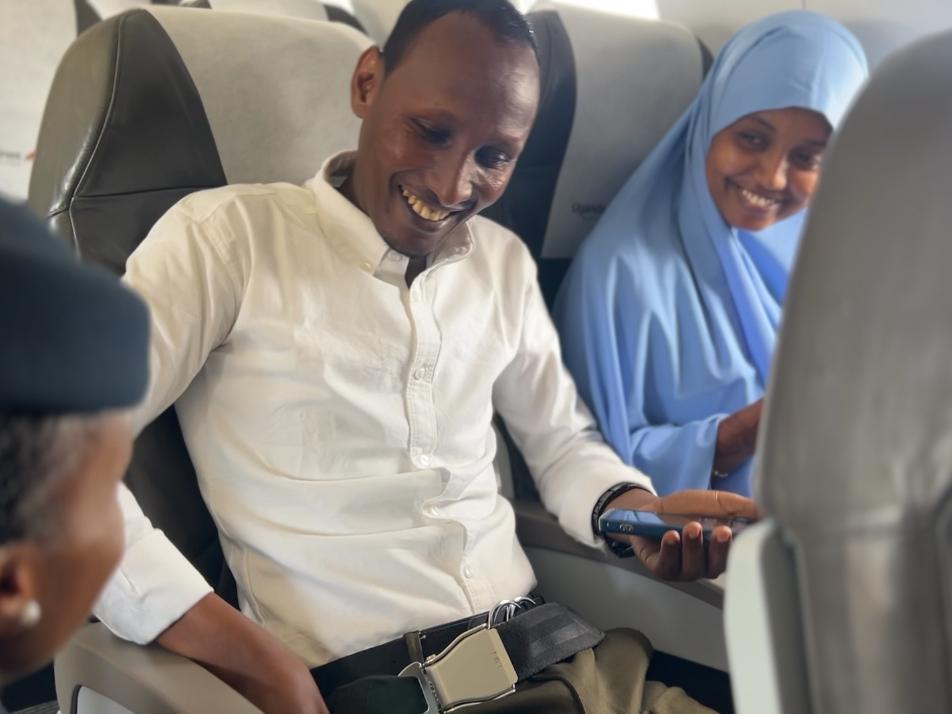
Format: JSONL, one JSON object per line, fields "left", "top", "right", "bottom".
{"left": 400, "top": 186, "right": 449, "bottom": 222}
{"left": 739, "top": 187, "right": 780, "bottom": 209}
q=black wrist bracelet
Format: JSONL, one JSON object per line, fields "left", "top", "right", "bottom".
{"left": 591, "top": 482, "right": 648, "bottom": 558}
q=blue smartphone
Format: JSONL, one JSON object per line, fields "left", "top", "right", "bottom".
{"left": 598, "top": 508, "right": 753, "bottom": 542}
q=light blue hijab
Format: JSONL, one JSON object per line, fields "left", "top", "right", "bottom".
{"left": 554, "top": 11, "right": 867, "bottom": 496}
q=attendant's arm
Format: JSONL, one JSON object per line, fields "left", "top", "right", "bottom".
{"left": 95, "top": 200, "right": 326, "bottom": 711}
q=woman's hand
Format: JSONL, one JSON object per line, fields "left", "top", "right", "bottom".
{"left": 713, "top": 398, "right": 764, "bottom": 476}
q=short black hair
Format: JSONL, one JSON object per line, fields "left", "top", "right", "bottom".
{"left": 0, "top": 413, "right": 98, "bottom": 543}
{"left": 382, "top": 0, "right": 538, "bottom": 73}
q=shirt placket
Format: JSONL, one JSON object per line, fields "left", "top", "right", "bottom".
{"left": 405, "top": 273, "right": 440, "bottom": 468}
{"left": 405, "top": 262, "right": 497, "bottom": 612}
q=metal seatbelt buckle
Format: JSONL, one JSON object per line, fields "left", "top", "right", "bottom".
{"left": 398, "top": 625, "right": 518, "bottom": 713}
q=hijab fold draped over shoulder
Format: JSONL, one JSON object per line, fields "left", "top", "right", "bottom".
{"left": 555, "top": 11, "right": 867, "bottom": 496}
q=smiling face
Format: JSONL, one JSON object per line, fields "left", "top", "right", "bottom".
{"left": 705, "top": 107, "right": 832, "bottom": 232}
{"left": 343, "top": 12, "right": 540, "bottom": 258}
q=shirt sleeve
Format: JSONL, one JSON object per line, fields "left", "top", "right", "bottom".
{"left": 93, "top": 199, "right": 244, "bottom": 643}
{"left": 492, "top": 258, "right": 654, "bottom": 548}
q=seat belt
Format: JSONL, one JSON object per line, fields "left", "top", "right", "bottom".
{"left": 328, "top": 602, "right": 603, "bottom": 714}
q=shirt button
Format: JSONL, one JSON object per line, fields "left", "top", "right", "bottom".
{"left": 418, "top": 454, "right": 431, "bottom": 467}
{"left": 413, "top": 367, "right": 426, "bottom": 380}
{"left": 462, "top": 565, "right": 474, "bottom": 579}
{"left": 361, "top": 261, "right": 373, "bottom": 272}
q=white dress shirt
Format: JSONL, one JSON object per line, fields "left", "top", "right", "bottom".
{"left": 94, "top": 152, "right": 654, "bottom": 667}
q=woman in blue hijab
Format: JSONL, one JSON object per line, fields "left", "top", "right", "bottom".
{"left": 554, "top": 11, "right": 868, "bottom": 496}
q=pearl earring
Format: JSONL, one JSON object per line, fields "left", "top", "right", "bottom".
{"left": 18, "top": 600, "right": 41, "bottom": 629}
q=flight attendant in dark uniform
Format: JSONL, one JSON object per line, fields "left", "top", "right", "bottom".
{"left": 0, "top": 198, "right": 149, "bottom": 707}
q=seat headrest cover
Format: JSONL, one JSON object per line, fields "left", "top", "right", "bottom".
{"left": 755, "top": 30, "right": 952, "bottom": 714}
{"left": 27, "top": 6, "right": 368, "bottom": 274}
{"left": 0, "top": 199, "right": 149, "bottom": 413}
{"left": 534, "top": 2, "right": 702, "bottom": 259}
{"left": 205, "top": 0, "right": 328, "bottom": 21}
{"left": 350, "top": 0, "right": 401, "bottom": 44}
{"left": 148, "top": 5, "right": 367, "bottom": 185}
{"left": 480, "top": 7, "right": 575, "bottom": 299}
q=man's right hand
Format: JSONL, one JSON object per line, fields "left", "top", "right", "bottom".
{"left": 157, "top": 593, "right": 329, "bottom": 714}
{"left": 603, "top": 488, "right": 759, "bottom": 581}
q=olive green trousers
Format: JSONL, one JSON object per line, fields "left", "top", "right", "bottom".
{"left": 465, "top": 628, "right": 716, "bottom": 714}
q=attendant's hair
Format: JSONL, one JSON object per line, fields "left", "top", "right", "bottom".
{"left": 382, "top": 0, "right": 538, "bottom": 72}
{"left": 0, "top": 413, "right": 99, "bottom": 542}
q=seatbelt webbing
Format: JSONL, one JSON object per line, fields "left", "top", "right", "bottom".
{"left": 497, "top": 602, "right": 603, "bottom": 681}
{"left": 328, "top": 603, "right": 603, "bottom": 714}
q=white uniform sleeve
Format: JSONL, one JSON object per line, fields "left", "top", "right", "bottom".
{"left": 493, "top": 261, "right": 655, "bottom": 548}
{"left": 93, "top": 198, "right": 245, "bottom": 643}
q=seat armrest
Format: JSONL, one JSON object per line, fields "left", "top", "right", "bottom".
{"left": 55, "top": 622, "right": 263, "bottom": 714}
{"left": 513, "top": 498, "right": 724, "bottom": 608}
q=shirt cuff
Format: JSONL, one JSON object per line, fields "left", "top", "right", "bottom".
{"left": 94, "top": 528, "right": 213, "bottom": 644}
{"left": 557, "top": 466, "right": 655, "bottom": 548}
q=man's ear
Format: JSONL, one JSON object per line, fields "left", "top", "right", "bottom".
{"left": 351, "top": 46, "right": 385, "bottom": 120}
{"left": 0, "top": 545, "right": 39, "bottom": 637}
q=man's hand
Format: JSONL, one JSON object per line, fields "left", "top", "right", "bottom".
{"left": 603, "top": 488, "right": 759, "bottom": 581}
{"left": 157, "top": 593, "right": 329, "bottom": 714}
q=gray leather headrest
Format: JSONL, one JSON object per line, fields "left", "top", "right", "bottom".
{"left": 183, "top": 0, "right": 366, "bottom": 36}
{"left": 484, "top": 2, "right": 702, "bottom": 302}
{"left": 756, "top": 29, "right": 952, "bottom": 714}
{"left": 534, "top": 2, "right": 702, "bottom": 261}
{"left": 28, "top": 5, "right": 367, "bottom": 272}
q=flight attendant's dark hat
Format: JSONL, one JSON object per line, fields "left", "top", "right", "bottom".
{"left": 0, "top": 198, "right": 149, "bottom": 413}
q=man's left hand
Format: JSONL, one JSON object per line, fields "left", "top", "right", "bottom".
{"left": 602, "top": 488, "right": 759, "bottom": 581}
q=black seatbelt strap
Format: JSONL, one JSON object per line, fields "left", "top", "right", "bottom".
{"left": 328, "top": 603, "right": 603, "bottom": 714}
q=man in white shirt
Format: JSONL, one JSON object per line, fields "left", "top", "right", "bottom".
{"left": 98, "top": 1, "right": 756, "bottom": 711}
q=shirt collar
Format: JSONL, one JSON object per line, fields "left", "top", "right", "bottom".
{"left": 308, "top": 152, "right": 475, "bottom": 278}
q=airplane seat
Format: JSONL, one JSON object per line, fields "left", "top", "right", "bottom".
{"left": 179, "top": 0, "right": 325, "bottom": 21}
{"left": 484, "top": 1, "right": 704, "bottom": 305}
{"left": 178, "top": 0, "right": 367, "bottom": 34}
{"left": 483, "top": 1, "right": 733, "bottom": 679}
{"left": 725, "top": 29, "right": 952, "bottom": 714}
{"left": 180, "top": 0, "right": 371, "bottom": 34}
{"left": 324, "top": 3, "right": 366, "bottom": 34}
{"left": 27, "top": 7, "right": 368, "bottom": 712}
{"left": 349, "top": 0, "right": 403, "bottom": 45}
